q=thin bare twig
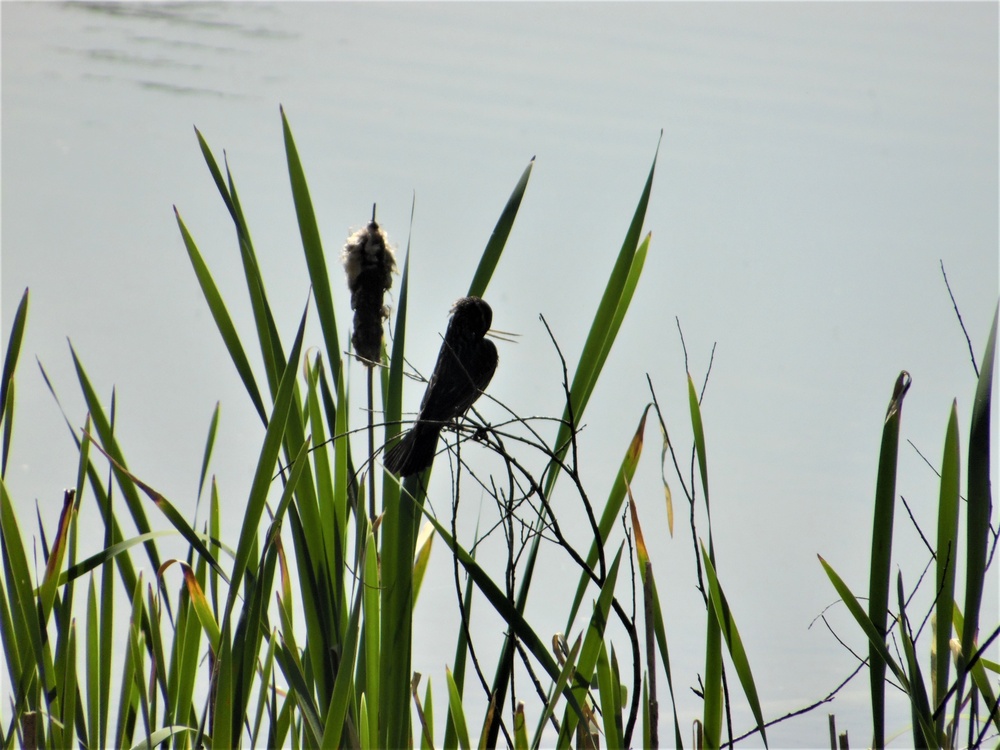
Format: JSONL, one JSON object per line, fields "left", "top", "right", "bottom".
{"left": 940, "top": 260, "right": 979, "bottom": 377}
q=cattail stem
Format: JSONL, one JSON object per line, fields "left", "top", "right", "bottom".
{"left": 367, "top": 366, "right": 376, "bottom": 528}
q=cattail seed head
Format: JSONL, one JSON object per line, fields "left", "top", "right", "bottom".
{"left": 342, "top": 217, "right": 397, "bottom": 366}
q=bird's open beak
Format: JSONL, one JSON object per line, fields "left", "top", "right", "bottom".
{"left": 486, "top": 328, "right": 519, "bottom": 343}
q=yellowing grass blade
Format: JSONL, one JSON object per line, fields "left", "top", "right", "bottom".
{"left": 566, "top": 405, "right": 649, "bottom": 633}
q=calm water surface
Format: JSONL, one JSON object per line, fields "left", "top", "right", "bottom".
{"left": 3, "top": 3, "right": 997, "bottom": 746}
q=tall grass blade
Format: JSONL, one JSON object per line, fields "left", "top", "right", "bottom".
{"left": 222, "top": 299, "right": 308, "bottom": 620}
{"left": 545, "top": 134, "right": 659, "bottom": 492}
{"left": 37, "top": 490, "right": 74, "bottom": 627}
{"left": 71, "top": 346, "right": 165, "bottom": 582}
{"left": 194, "top": 127, "right": 286, "bottom": 400}
{"left": 531, "top": 634, "right": 581, "bottom": 750}
{"left": 596, "top": 640, "right": 623, "bottom": 749}
{"left": 933, "top": 400, "right": 960, "bottom": 724}
{"left": 699, "top": 540, "right": 768, "bottom": 748}
{"left": 467, "top": 158, "right": 534, "bottom": 298}
{"left": 444, "top": 528, "right": 478, "bottom": 750}
{"left": 955, "top": 304, "right": 997, "bottom": 727}
{"left": 868, "top": 370, "right": 911, "bottom": 748}
{"left": 85, "top": 577, "right": 100, "bottom": 749}
{"left": 197, "top": 402, "right": 221, "bottom": 507}
{"left": 174, "top": 209, "right": 267, "bottom": 425}
{"left": 363, "top": 529, "right": 381, "bottom": 742}
{"left": 320, "top": 583, "right": 365, "bottom": 750}
{"left": 687, "top": 373, "right": 710, "bottom": 516}
{"left": 895, "top": 573, "right": 937, "bottom": 749}
{"left": 445, "top": 667, "right": 472, "bottom": 750}
{"left": 686, "top": 370, "right": 723, "bottom": 749}
{"left": 628, "top": 490, "right": 683, "bottom": 748}
{"left": 380, "top": 474, "right": 422, "bottom": 749}
{"left": 566, "top": 405, "right": 649, "bottom": 633}
{"left": 556, "top": 545, "right": 624, "bottom": 748}
{"left": 82, "top": 437, "right": 229, "bottom": 585}
{"left": 128, "top": 726, "right": 194, "bottom": 750}
{"left": 412, "top": 522, "right": 434, "bottom": 605}
{"left": 0, "top": 477, "right": 48, "bottom": 705}
{"left": 494, "top": 143, "right": 658, "bottom": 747}
{"left": 513, "top": 702, "right": 529, "bottom": 750}
{"left": 950, "top": 606, "right": 1000, "bottom": 733}
{"left": 548, "top": 225, "right": 653, "bottom": 495}
{"left": 818, "top": 555, "right": 908, "bottom": 688}
{"left": 281, "top": 106, "right": 345, "bottom": 392}
{"left": 0, "top": 288, "right": 28, "bottom": 478}
{"left": 420, "top": 509, "right": 587, "bottom": 724}
{"left": 379, "top": 230, "right": 415, "bottom": 750}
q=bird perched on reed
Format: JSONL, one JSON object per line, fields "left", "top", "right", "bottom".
{"left": 384, "top": 296, "right": 498, "bottom": 477}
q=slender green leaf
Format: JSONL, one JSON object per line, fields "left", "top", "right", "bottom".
{"left": 513, "top": 702, "right": 529, "bottom": 750}
{"left": 57, "top": 620, "right": 78, "bottom": 749}
{"left": 161, "top": 560, "right": 220, "bottom": 653}
{"left": 223, "top": 299, "right": 308, "bottom": 620}
{"left": 896, "top": 574, "right": 937, "bottom": 749}
{"left": 531, "top": 634, "right": 582, "bottom": 750}
{"left": 0, "top": 288, "right": 28, "bottom": 478}
{"left": 359, "top": 694, "right": 372, "bottom": 750}
{"left": 467, "top": 157, "right": 534, "bottom": 298}
{"left": 445, "top": 667, "right": 471, "bottom": 750}
{"left": 320, "top": 583, "right": 364, "bottom": 750}
{"left": 687, "top": 373, "right": 710, "bottom": 514}
{"left": 212, "top": 623, "right": 234, "bottom": 750}
{"left": 933, "top": 400, "right": 960, "bottom": 721}
{"left": 596, "top": 641, "right": 623, "bottom": 750}
{"left": 955, "top": 305, "right": 997, "bottom": 726}
{"left": 86, "top": 577, "right": 100, "bottom": 749}
{"left": 197, "top": 402, "right": 221, "bottom": 504}
{"left": 281, "top": 105, "right": 344, "bottom": 391}
{"left": 494, "top": 142, "right": 659, "bottom": 749}
{"left": 412, "top": 522, "right": 434, "bottom": 605}
{"left": 419, "top": 679, "right": 434, "bottom": 750}
{"left": 0, "top": 477, "right": 45, "bottom": 689}
{"left": 420, "top": 508, "right": 587, "bottom": 725}
{"left": 951, "top": 607, "right": 1000, "bottom": 733}
{"left": 174, "top": 209, "right": 267, "bottom": 424}
{"left": 37, "top": 490, "right": 75, "bottom": 627}
{"left": 53, "top": 531, "right": 176, "bottom": 587}
{"left": 630, "top": 495, "right": 683, "bottom": 749}
{"left": 566, "top": 405, "right": 649, "bottom": 633}
{"left": 82, "top": 437, "right": 229, "bottom": 585}
{"left": 71, "top": 345, "right": 164, "bottom": 580}
{"left": 818, "top": 555, "right": 908, "bottom": 689}
{"left": 363, "top": 528, "right": 381, "bottom": 739}
{"left": 557, "top": 546, "right": 624, "bottom": 748}
{"left": 868, "top": 370, "right": 911, "bottom": 749}
{"left": 700, "top": 540, "right": 768, "bottom": 748}
{"left": 128, "top": 725, "right": 194, "bottom": 750}
{"left": 444, "top": 522, "right": 478, "bottom": 750}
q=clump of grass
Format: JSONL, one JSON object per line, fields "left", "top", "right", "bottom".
{"left": 1, "top": 109, "right": 996, "bottom": 750}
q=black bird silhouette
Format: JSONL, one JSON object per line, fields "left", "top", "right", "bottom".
{"left": 384, "top": 296, "right": 498, "bottom": 477}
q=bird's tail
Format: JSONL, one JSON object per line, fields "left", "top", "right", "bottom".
{"left": 383, "top": 422, "right": 441, "bottom": 477}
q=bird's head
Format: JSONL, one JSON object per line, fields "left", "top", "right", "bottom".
{"left": 448, "top": 296, "right": 493, "bottom": 340}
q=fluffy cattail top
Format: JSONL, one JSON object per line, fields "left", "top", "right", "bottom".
{"left": 341, "top": 214, "right": 397, "bottom": 366}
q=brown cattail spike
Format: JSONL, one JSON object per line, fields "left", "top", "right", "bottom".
{"left": 342, "top": 217, "right": 397, "bottom": 366}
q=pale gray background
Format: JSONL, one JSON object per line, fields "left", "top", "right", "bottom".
{"left": 3, "top": 3, "right": 998, "bottom": 746}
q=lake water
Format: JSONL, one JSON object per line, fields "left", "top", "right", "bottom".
{"left": 3, "top": 3, "right": 998, "bottom": 746}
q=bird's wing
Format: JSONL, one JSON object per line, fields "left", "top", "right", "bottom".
{"left": 418, "top": 338, "right": 498, "bottom": 425}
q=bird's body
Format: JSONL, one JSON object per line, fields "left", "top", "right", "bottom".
{"left": 384, "top": 296, "right": 498, "bottom": 477}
